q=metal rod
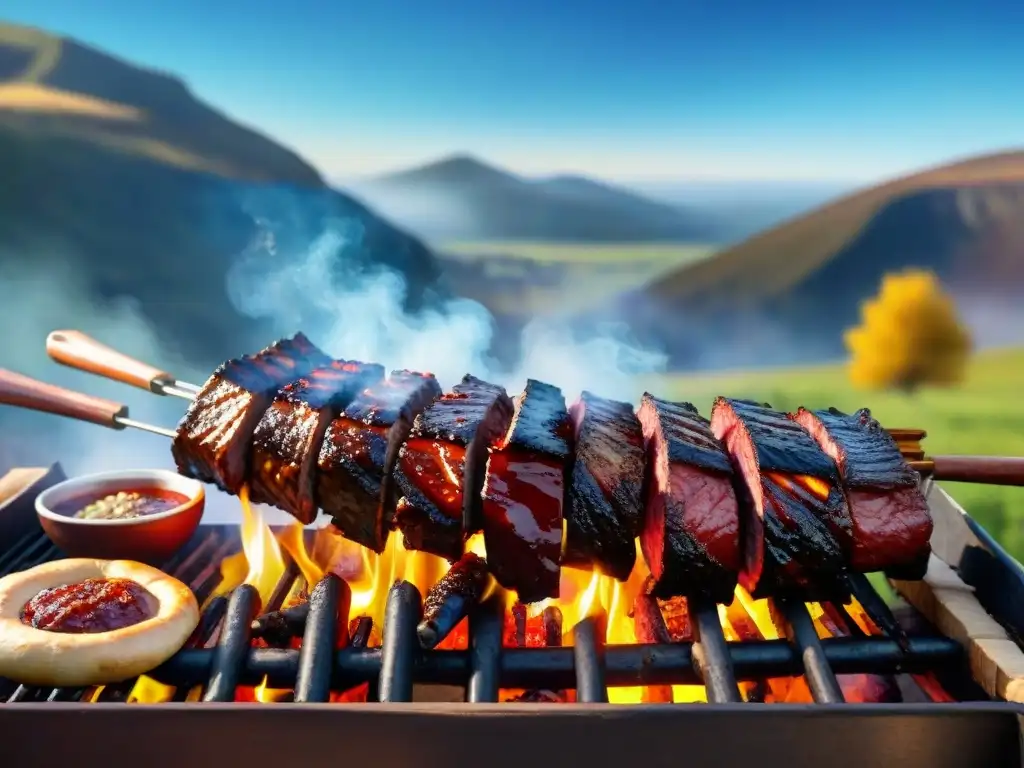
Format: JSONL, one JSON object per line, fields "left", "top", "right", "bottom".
{"left": 691, "top": 601, "right": 743, "bottom": 704}
{"left": 295, "top": 575, "right": 349, "bottom": 703}
{"left": 844, "top": 572, "right": 911, "bottom": 652}
{"left": 161, "top": 382, "right": 200, "bottom": 400}
{"left": 202, "top": 584, "right": 260, "bottom": 703}
{"left": 115, "top": 416, "right": 178, "bottom": 439}
{"left": 778, "top": 598, "right": 846, "bottom": 704}
{"left": 378, "top": 581, "right": 422, "bottom": 703}
{"left": 148, "top": 635, "right": 961, "bottom": 692}
{"left": 466, "top": 594, "right": 504, "bottom": 703}
{"left": 573, "top": 613, "right": 609, "bottom": 703}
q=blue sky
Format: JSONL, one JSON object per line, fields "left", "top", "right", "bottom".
{"left": 4, "top": 0, "right": 1024, "bottom": 183}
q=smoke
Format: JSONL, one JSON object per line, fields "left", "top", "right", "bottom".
{"left": 0, "top": 252, "right": 275, "bottom": 524}
{"left": 226, "top": 213, "right": 668, "bottom": 403}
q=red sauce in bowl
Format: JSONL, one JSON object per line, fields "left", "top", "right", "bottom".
{"left": 57, "top": 488, "right": 190, "bottom": 521}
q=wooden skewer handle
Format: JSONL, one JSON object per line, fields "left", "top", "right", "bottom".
{"left": 0, "top": 368, "right": 126, "bottom": 429}
{"left": 46, "top": 330, "right": 174, "bottom": 394}
{"left": 931, "top": 456, "right": 1024, "bottom": 487}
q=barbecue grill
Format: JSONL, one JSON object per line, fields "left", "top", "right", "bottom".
{"left": 0, "top": 463, "right": 1023, "bottom": 768}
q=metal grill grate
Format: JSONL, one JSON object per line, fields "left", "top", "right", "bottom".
{"left": 0, "top": 526, "right": 972, "bottom": 706}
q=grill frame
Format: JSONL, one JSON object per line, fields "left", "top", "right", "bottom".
{"left": 1, "top": 466, "right": 1024, "bottom": 767}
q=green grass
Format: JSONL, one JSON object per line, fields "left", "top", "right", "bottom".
{"left": 437, "top": 241, "right": 717, "bottom": 317}
{"left": 640, "top": 346, "right": 1024, "bottom": 562}
{"left": 438, "top": 240, "right": 716, "bottom": 266}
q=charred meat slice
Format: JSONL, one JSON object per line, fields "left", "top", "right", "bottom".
{"left": 171, "top": 333, "right": 331, "bottom": 494}
{"left": 248, "top": 360, "right": 385, "bottom": 523}
{"left": 637, "top": 395, "right": 740, "bottom": 603}
{"left": 394, "top": 375, "right": 514, "bottom": 560}
{"left": 792, "top": 407, "right": 932, "bottom": 577}
{"left": 317, "top": 370, "right": 442, "bottom": 552}
{"left": 710, "top": 398, "right": 848, "bottom": 597}
{"left": 563, "top": 392, "right": 645, "bottom": 581}
{"left": 481, "top": 379, "right": 571, "bottom": 603}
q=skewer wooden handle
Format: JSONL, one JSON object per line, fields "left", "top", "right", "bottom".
{"left": 931, "top": 456, "right": 1024, "bottom": 487}
{"left": 46, "top": 330, "right": 174, "bottom": 393}
{"left": 0, "top": 368, "right": 126, "bottom": 429}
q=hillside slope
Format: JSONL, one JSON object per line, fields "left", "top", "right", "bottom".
{"left": 0, "top": 22, "right": 321, "bottom": 185}
{"left": 346, "top": 154, "right": 715, "bottom": 242}
{"left": 636, "top": 151, "right": 1024, "bottom": 368}
{"left": 0, "top": 23, "right": 443, "bottom": 369}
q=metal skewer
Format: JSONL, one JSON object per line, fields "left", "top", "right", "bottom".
{"left": 0, "top": 368, "right": 177, "bottom": 439}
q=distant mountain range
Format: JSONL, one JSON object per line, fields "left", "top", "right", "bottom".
{"left": 344, "top": 155, "right": 719, "bottom": 243}
{"left": 631, "top": 150, "right": 1024, "bottom": 368}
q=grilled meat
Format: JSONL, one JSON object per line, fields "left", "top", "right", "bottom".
{"left": 248, "top": 360, "right": 385, "bottom": 523}
{"left": 710, "top": 398, "right": 849, "bottom": 597}
{"left": 481, "top": 379, "right": 571, "bottom": 603}
{"left": 317, "top": 370, "right": 442, "bottom": 552}
{"left": 792, "top": 407, "right": 932, "bottom": 577}
{"left": 393, "top": 375, "right": 514, "bottom": 560}
{"left": 171, "top": 333, "right": 330, "bottom": 494}
{"left": 563, "top": 392, "right": 645, "bottom": 581}
{"left": 637, "top": 395, "right": 740, "bottom": 603}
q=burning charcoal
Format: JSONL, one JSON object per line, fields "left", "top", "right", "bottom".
{"left": 564, "top": 392, "right": 645, "bottom": 581}
{"left": 637, "top": 395, "right": 740, "bottom": 603}
{"left": 482, "top": 379, "right": 570, "bottom": 602}
{"left": 710, "top": 398, "right": 849, "bottom": 597}
{"left": 509, "top": 689, "right": 565, "bottom": 703}
{"left": 417, "top": 553, "right": 491, "bottom": 648}
{"left": 249, "top": 360, "right": 384, "bottom": 522}
{"left": 394, "top": 375, "right": 514, "bottom": 560}
{"left": 172, "top": 333, "right": 331, "bottom": 494}
{"left": 512, "top": 602, "right": 528, "bottom": 647}
{"left": 542, "top": 606, "right": 563, "bottom": 647}
{"left": 792, "top": 407, "right": 932, "bottom": 578}
{"left": 251, "top": 601, "right": 310, "bottom": 645}
{"left": 318, "top": 371, "right": 442, "bottom": 552}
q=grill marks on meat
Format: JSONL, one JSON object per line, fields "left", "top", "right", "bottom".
{"left": 248, "top": 360, "right": 385, "bottom": 523}
{"left": 638, "top": 395, "right": 740, "bottom": 603}
{"left": 710, "top": 398, "right": 848, "bottom": 597}
{"left": 171, "top": 333, "right": 331, "bottom": 494}
{"left": 564, "top": 392, "right": 645, "bottom": 582}
{"left": 481, "top": 380, "right": 571, "bottom": 603}
{"left": 317, "top": 370, "right": 442, "bottom": 552}
{"left": 394, "top": 375, "right": 514, "bottom": 561}
{"left": 793, "top": 407, "right": 933, "bottom": 576}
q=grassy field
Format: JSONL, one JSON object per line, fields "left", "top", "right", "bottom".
{"left": 641, "top": 346, "right": 1024, "bottom": 562}
{"left": 436, "top": 240, "right": 717, "bottom": 316}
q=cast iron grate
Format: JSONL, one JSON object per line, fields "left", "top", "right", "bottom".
{"left": 0, "top": 526, "right": 973, "bottom": 706}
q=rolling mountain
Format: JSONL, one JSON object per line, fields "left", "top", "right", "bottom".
{"left": 0, "top": 22, "right": 443, "bottom": 370}
{"left": 633, "top": 151, "right": 1024, "bottom": 369}
{"left": 345, "top": 155, "right": 716, "bottom": 243}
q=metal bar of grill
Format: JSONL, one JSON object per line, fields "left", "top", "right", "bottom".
{"left": 778, "top": 598, "right": 846, "bottom": 703}
{"left": 466, "top": 594, "right": 504, "bottom": 703}
{"left": 294, "top": 574, "right": 347, "bottom": 703}
{"left": 203, "top": 584, "right": 260, "bottom": 702}
{"left": 378, "top": 581, "right": 421, "bottom": 703}
{"left": 573, "top": 613, "right": 609, "bottom": 703}
{"left": 690, "top": 600, "right": 743, "bottom": 703}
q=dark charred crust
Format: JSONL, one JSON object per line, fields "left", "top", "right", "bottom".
{"left": 411, "top": 374, "right": 513, "bottom": 446}
{"left": 418, "top": 553, "right": 490, "bottom": 648}
{"left": 278, "top": 361, "right": 385, "bottom": 410}
{"left": 317, "top": 371, "right": 440, "bottom": 553}
{"left": 796, "top": 407, "right": 920, "bottom": 489}
{"left": 501, "top": 379, "right": 572, "bottom": 459}
{"left": 563, "top": 391, "right": 645, "bottom": 580}
{"left": 393, "top": 478, "right": 465, "bottom": 561}
{"left": 171, "top": 334, "right": 330, "bottom": 493}
{"left": 716, "top": 398, "right": 840, "bottom": 481}
{"left": 640, "top": 394, "right": 733, "bottom": 475}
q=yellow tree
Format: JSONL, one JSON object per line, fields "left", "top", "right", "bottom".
{"left": 844, "top": 269, "right": 972, "bottom": 393}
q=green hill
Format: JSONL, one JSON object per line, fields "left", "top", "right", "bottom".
{"left": 636, "top": 151, "right": 1024, "bottom": 368}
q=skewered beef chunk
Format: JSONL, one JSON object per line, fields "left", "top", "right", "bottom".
{"left": 637, "top": 395, "right": 740, "bottom": 603}
{"left": 417, "top": 552, "right": 491, "bottom": 649}
{"left": 563, "top": 392, "right": 645, "bottom": 581}
{"left": 171, "top": 334, "right": 331, "bottom": 493}
{"left": 393, "top": 375, "right": 514, "bottom": 560}
{"left": 248, "top": 360, "right": 385, "bottom": 522}
{"left": 481, "top": 379, "right": 571, "bottom": 602}
{"left": 710, "top": 398, "right": 849, "bottom": 597}
{"left": 792, "top": 407, "right": 933, "bottom": 577}
{"left": 317, "top": 370, "right": 442, "bottom": 552}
